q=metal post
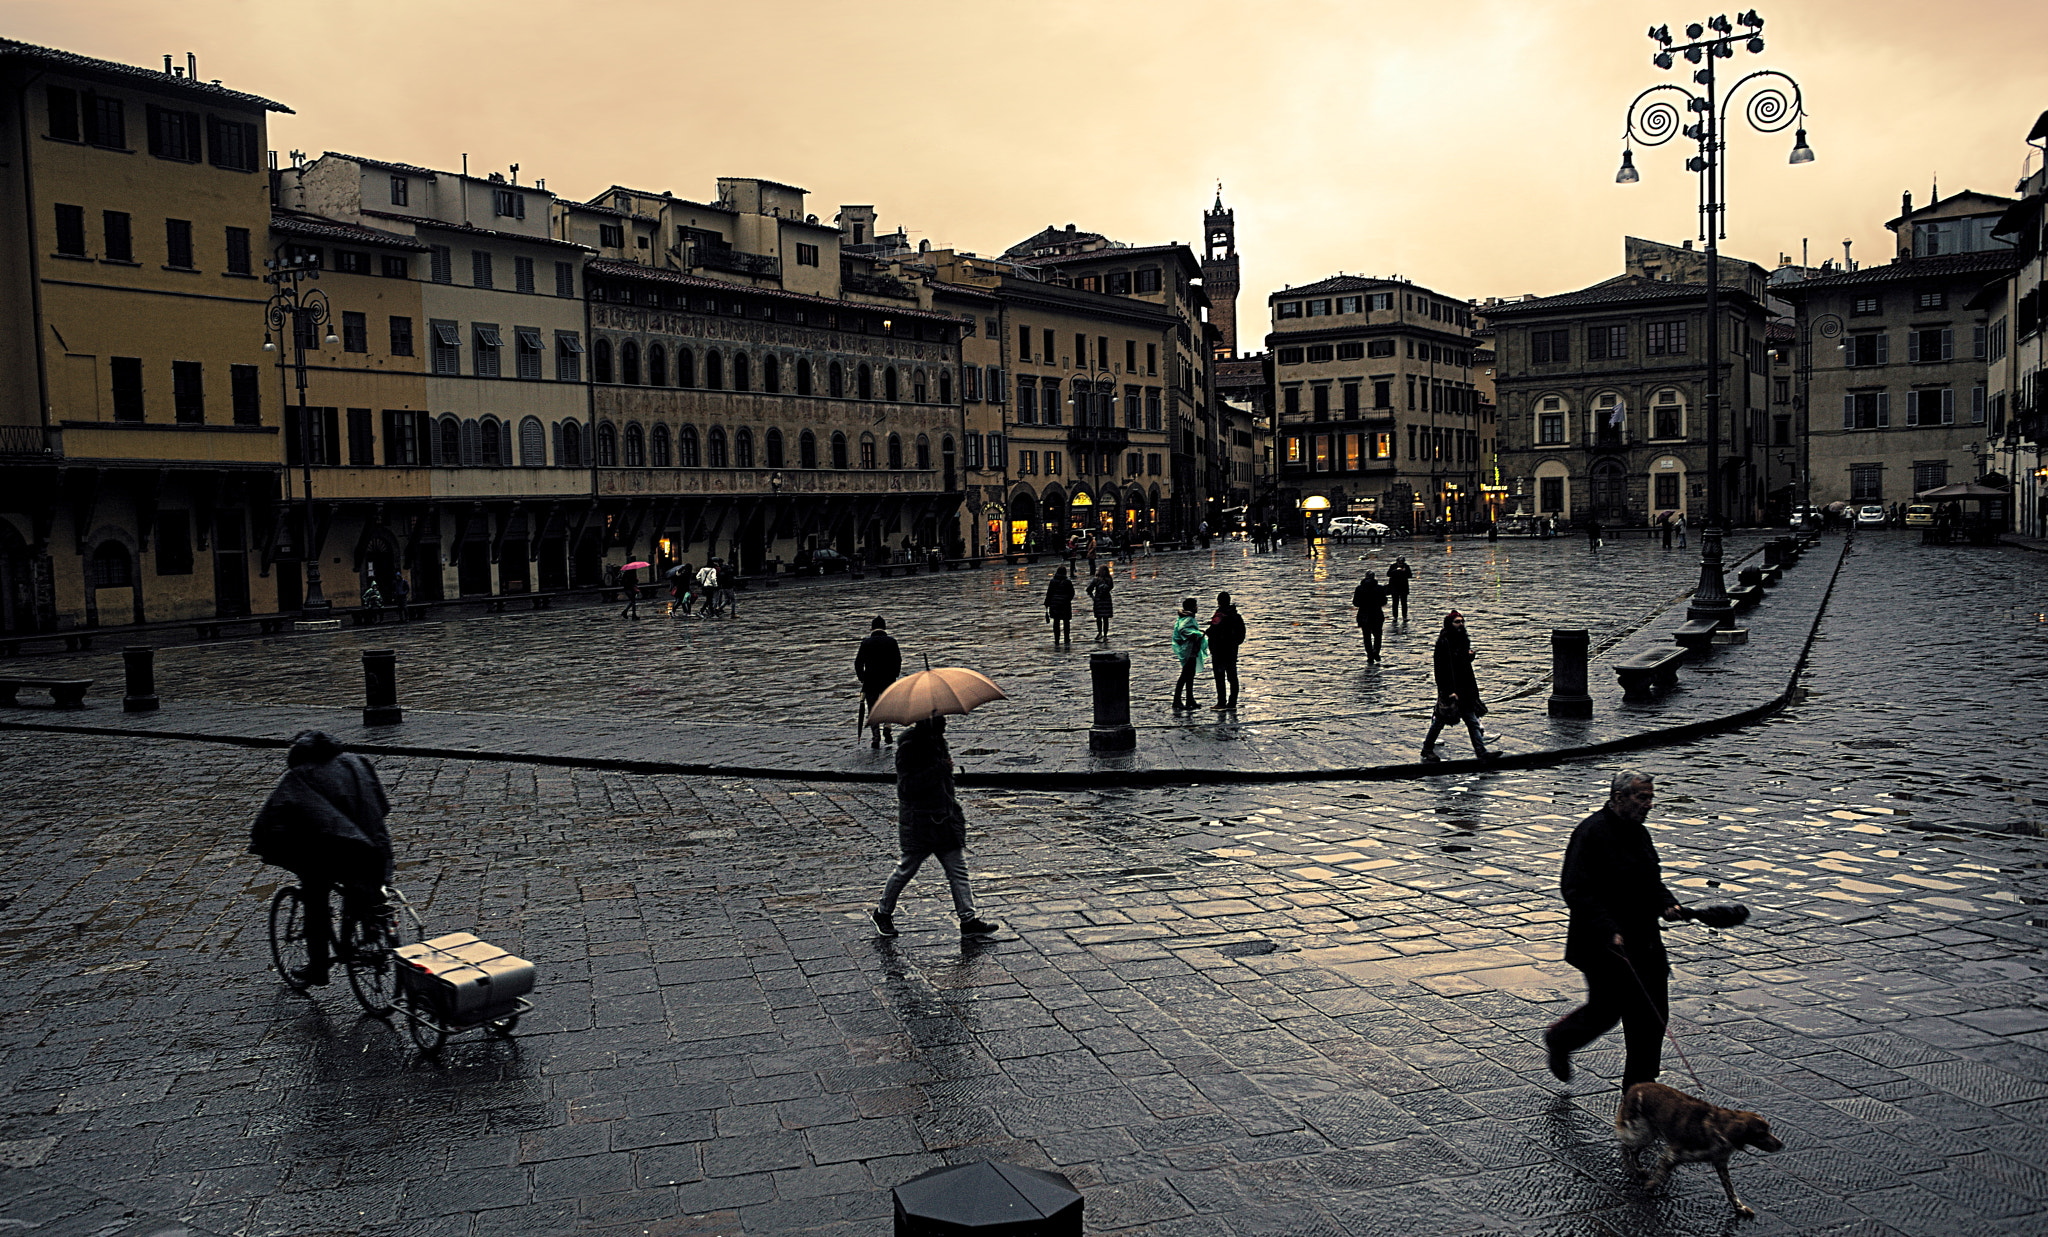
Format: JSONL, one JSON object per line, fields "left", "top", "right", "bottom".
{"left": 1687, "top": 527, "right": 1735, "bottom": 628}
{"left": 361, "top": 649, "right": 402, "bottom": 726}
{"left": 121, "top": 645, "right": 157, "bottom": 713}
{"left": 1087, "top": 651, "right": 1135, "bottom": 753}
{"left": 1546, "top": 629, "right": 1593, "bottom": 718}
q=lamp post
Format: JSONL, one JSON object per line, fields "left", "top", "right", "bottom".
{"left": 263, "top": 251, "right": 339, "bottom": 614}
{"left": 1618, "top": 11, "right": 1812, "bottom": 530}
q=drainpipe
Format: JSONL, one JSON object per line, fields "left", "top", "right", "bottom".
{"left": 14, "top": 69, "right": 52, "bottom": 445}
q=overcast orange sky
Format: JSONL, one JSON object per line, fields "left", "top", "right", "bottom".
{"left": 12, "top": 0, "right": 2047, "bottom": 339}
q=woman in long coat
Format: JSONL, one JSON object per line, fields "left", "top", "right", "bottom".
{"left": 1171, "top": 596, "right": 1206, "bottom": 711}
{"left": 1044, "top": 567, "right": 1075, "bottom": 643}
{"left": 1085, "top": 565, "right": 1115, "bottom": 641}
{"left": 1421, "top": 610, "right": 1498, "bottom": 762}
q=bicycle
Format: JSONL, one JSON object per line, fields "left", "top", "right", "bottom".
{"left": 268, "top": 881, "right": 413, "bottom": 1016}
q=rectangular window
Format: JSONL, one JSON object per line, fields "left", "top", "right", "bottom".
{"left": 46, "top": 86, "right": 79, "bottom": 140}
{"left": 599, "top": 223, "right": 624, "bottom": 248}
{"left": 1038, "top": 378, "right": 1056, "bottom": 422}
{"left": 382, "top": 409, "right": 424, "bottom": 465}
{"left": 554, "top": 261, "right": 574, "bottom": 297}
{"left": 1307, "top": 344, "right": 1334, "bottom": 363}
{"left": 171, "top": 360, "right": 203, "bottom": 423}
{"left": 796, "top": 243, "right": 820, "bottom": 266}
{"left": 987, "top": 433, "right": 1006, "bottom": 472}
{"left": 555, "top": 331, "right": 583, "bottom": 381}
{"left": 1015, "top": 381, "right": 1037, "bottom": 423}
{"left": 218, "top": 226, "right": 251, "bottom": 275}
{"left": 1313, "top": 434, "right": 1331, "bottom": 471}
{"left": 1904, "top": 388, "right": 1954, "bottom": 427}
{"left": 513, "top": 256, "right": 535, "bottom": 295}
{"left": 1972, "top": 385, "right": 1986, "bottom": 424}
{"left": 81, "top": 93, "right": 124, "bottom": 148}
{"left": 389, "top": 176, "right": 409, "bottom": 206}
{"left": 154, "top": 511, "right": 193, "bottom": 575}
{"left": 341, "top": 311, "right": 368, "bottom": 353}
{"left": 1277, "top": 301, "right": 1302, "bottom": 319}
{"left": 1145, "top": 388, "right": 1161, "bottom": 430}
{"left": 381, "top": 316, "right": 412, "bottom": 357}
{"left": 1338, "top": 296, "right": 1361, "bottom": 314}
{"left": 986, "top": 365, "right": 1006, "bottom": 403}
{"left": 205, "top": 115, "right": 259, "bottom": 171}
{"left": 1589, "top": 324, "right": 1627, "bottom": 359}
{"left": 1135, "top": 269, "right": 1162, "bottom": 294}
{"left": 1907, "top": 328, "right": 1953, "bottom": 363}
{"left": 515, "top": 327, "right": 543, "bottom": 380}
{"left": 1654, "top": 472, "right": 1680, "bottom": 510}
{"left": 473, "top": 324, "right": 502, "bottom": 377}
{"left": 1335, "top": 342, "right": 1364, "bottom": 360}
{"left": 492, "top": 189, "right": 526, "bottom": 219}
{"left": 1364, "top": 339, "right": 1395, "bottom": 359}
{"left": 1531, "top": 329, "right": 1569, "bottom": 364}
{"left": 225, "top": 364, "right": 259, "bottom": 425}
{"left": 429, "top": 320, "right": 460, "bottom": 374}
{"left": 54, "top": 204, "right": 86, "bottom": 256}
{"left": 1915, "top": 290, "right": 1945, "bottom": 310}
{"left": 1019, "top": 449, "right": 1037, "bottom": 476}
{"left": 347, "top": 407, "right": 375, "bottom": 465}
{"left": 1539, "top": 411, "right": 1565, "bottom": 445}
{"left": 1126, "top": 339, "right": 1138, "bottom": 372}
{"left": 1913, "top": 461, "right": 1948, "bottom": 493}
{"left": 1850, "top": 464, "right": 1882, "bottom": 501}
{"left": 1277, "top": 348, "right": 1304, "bottom": 365}
{"left": 1846, "top": 333, "right": 1889, "bottom": 367}
{"left": 1540, "top": 476, "right": 1564, "bottom": 513}
{"left": 1097, "top": 336, "right": 1109, "bottom": 368}
{"left": 163, "top": 218, "right": 194, "bottom": 270}
{"left": 1307, "top": 299, "right": 1330, "bottom": 317}
{"left": 471, "top": 250, "right": 493, "bottom": 288}
{"left": 146, "top": 105, "right": 201, "bottom": 161}
{"left": 110, "top": 357, "right": 144, "bottom": 421}
{"left": 1843, "top": 391, "right": 1891, "bottom": 430}
{"left": 1851, "top": 296, "right": 1881, "bottom": 316}
{"left": 1342, "top": 384, "right": 1360, "bottom": 415}
{"left": 101, "top": 211, "right": 133, "bottom": 262}
{"left": 430, "top": 245, "right": 452, "bottom": 284}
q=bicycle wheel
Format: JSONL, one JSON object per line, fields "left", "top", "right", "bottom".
{"left": 407, "top": 1003, "right": 446, "bottom": 1054}
{"left": 269, "top": 887, "right": 312, "bottom": 993}
{"left": 343, "top": 903, "right": 398, "bottom": 1017}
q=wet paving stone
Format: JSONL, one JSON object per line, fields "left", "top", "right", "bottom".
{"left": 1, "top": 531, "right": 2045, "bottom": 1234}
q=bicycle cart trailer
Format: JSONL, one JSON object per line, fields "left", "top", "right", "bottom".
{"left": 393, "top": 931, "right": 537, "bottom": 1053}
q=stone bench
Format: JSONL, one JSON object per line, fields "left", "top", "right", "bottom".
{"left": 1613, "top": 647, "right": 1685, "bottom": 700}
{"left": 0, "top": 676, "right": 93, "bottom": 708}
{"left": 1672, "top": 618, "right": 1721, "bottom": 657}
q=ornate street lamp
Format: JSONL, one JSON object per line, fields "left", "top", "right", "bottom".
{"left": 1618, "top": 11, "right": 1811, "bottom": 530}
{"left": 262, "top": 250, "right": 339, "bottom": 614}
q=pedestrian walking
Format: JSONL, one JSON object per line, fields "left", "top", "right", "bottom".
{"left": 1204, "top": 591, "right": 1245, "bottom": 710}
{"left": 696, "top": 560, "right": 722, "bottom": 617}
{"left": 1661, "top": 514, "right": 1675, "bottom": 549}
{"left": 393, "top": 572, "right": 411, "bottom": 621}
{"left": 1351, "top": 571, "right": 1387, "bottom": 665}
{"left": 1420, "top": 610, "right": 1499, "bottom": 762}
{"left": 1171, "top": 597, "right": 1205, "bottom": 711}
{"left": 248, "top": 730, "right": 395, "bottom": 988}
{"left": 855, "top": 616, "right": 901, "bottom": 748}
{"left": 1677, "top": 520, "right": 1688, "bottom": 549}
{"left": 1587, "top": 519, "right": 1603, "bottom": 549}
{"left": 619, "top": 568, "right": 641, "bottom": 619}
{"left": 1543, "top": 770, "right": 1685, "bottom": 1090}
{"left": 1386, "top": 556, "right": 1413, "bottom": 623}
{"left": 1198, "top": 519, "right": 1211, "bottom": 549}
{"left": 868, "top": 716, "right": 1002, "bottom": 939}
{"left": 716, "top": 558, "right": 738, "bottom": 618}
{"left": 1086, "top": 565, "right": 1115, "bottom": 641}
{"left": 1044, "top": 567, "right": 1075, "bottom": 643}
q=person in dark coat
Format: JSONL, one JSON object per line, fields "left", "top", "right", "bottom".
{"left": 249, "top": 731, "right": 395, "bottom": 987}
{"left": 1544, "top": 770, "right": 1684, "bottom": 1090}
{"left": 855, "top": 616, "right": 901, "bottom": 748}
{"left": 1204, "top": 591, "right": 1246, "bottom": 710}
{"left": 1421, "top": 610, "right": 1498, "bottom": 761}
{"left": 870, "top": 717, "right": 1002, "bottom": 939}
{"left": 1587, "top": 519, "right": 1603, "bottom": 549}
{"left": 1386, "top": 557, "right": 1413, "bottom": 623}
{"left": 1351, "top": 571, "right": 1387, "bottom": 664}
{"left": 1086, "top": 565, "right": 1115, "bottom": 641}
{"left": 1044, "top": 567, "right": 1075, "bottom": 643}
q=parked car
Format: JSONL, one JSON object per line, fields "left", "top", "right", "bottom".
{"left": 1855, "top": 504, "right": 1889, "bottom": 528}
{"left": 1328, "top": 516, "right": 1388, "bottom": 539}
{"left": 1789, "top": 505, "right": 1823, "bottom": 529}
{"left": 1903, "top": 504, "right": 1935, "bottom": 528}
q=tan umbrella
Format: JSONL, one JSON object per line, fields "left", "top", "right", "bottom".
{"left": 867, "top": 667, "right": 1007, "bottom": 726}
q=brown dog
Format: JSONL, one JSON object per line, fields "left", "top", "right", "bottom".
{"left": 1615, "top": 1082, "right": 1784, "bottom": 1218}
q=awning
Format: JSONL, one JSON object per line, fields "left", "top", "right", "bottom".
{"left": 557, "top": 334, "right": 584, "bottom": 353}
{"left": 515, "top": 327, "right": 543, "bottom": 351}
{"left": 1916, "top": 481, "right": 2009, "bottom": 500}
{"left": 431, "top": 321, "right": 460, "bottom": 347}
{"left": 473, "top": 325, "right": 503, "bottom": 348}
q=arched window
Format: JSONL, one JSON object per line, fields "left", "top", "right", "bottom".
{"left": 1652, "top": 387, "right": 1686, "bottom": 440}
{"left": 887, "top": 433, "right": 902, "bottom": 469}
{"left": 622, "top": 340, "right": 641, "bottom": 386}
{"left": 915, "top": 433, "right": 930, "bottom": 470}
{"left": 596, "top": 421, "right": 618, "bottom": 467}
{"left": 559, "top": 420, "right": 582, "bottom": 467}
{"left": 92, "top": 541, "right": 132, "bottom": 589}
{"left": 679, "top": 424, "right": 700, "bottom": 467}
{"left": 706, "top": 350, "right": 724, "bottom": 390}
{"left": 883, "top": 367, "right": 898, "bottom": 401}
{"left": 650, "top": 422, "right": 671, "bottom": 467}
{"left": 593, "top": 338, "right": 613, "bottom": 384}
{"left": 857, "top": 364, "right": 873, "bottom": 400}
{"left": 623, "top": 422, "right": 646, "bottom": 467}
{"left": 735, "top": 427, "right": 754, "bottom": 468}
{"left": 828, "top": 362, "right": 843, "bottom": 398}
{"left": 859, "top": 433, "right": 877, "bottom": 469}
{"left": 832, "top": 431, "right": 849, "bottom": 469}
{"left": 939, "top": 371, "right": 952, "bottom": 404}
{"left": 438, "top": 416, "right": 461, "bottom": 466}
{"left": 483, "top": 418, "right": 507, "bottom": 465}
{"left": 708, "top": 426, "right": 728, "bottom": 468}
{"left": 764, "top": 356, "right": 781, "bottom": 393}
{"left": 767, "top": 428, "right": 785, "bottom": 468}
{"left": 799, "top": 429, "right": 817, "bottom": 469}
{"left": 520, "top": 416, "right": 546, "bottom": 466}
{"left": 797, "top": 359, "right": 813, "bottom": 396}
{"left": 648, "top": 344, "right": 667, "bottom": 387}
{"left": 733, "top": 353, "right": 750, "bottom": 392}
{"left": 677, "top": 348, "right": 696, "bottom": 387}
{"left": 913, "top": 370, "right": 927, "bottom": 403}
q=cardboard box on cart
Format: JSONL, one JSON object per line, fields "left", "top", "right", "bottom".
{"left": 395, "top": 932, "right": 536, "bottom": 1021}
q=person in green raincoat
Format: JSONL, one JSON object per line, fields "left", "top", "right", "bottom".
{"left": 1171, "top": 596, "right": 1206, "bottom": 711}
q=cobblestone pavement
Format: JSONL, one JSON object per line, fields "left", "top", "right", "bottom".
{"left": 0, "top": 532, "right": 2043, "bottom": 1237}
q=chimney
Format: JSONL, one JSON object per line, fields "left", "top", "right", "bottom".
{"left": 186, "top": 52, "right": 197, "bottom": 79}
{"left": 1902, "top": 190, "right": 1913, "bottom": 217}
{"left": 163, "top": 55, "right": 173, "bottom": 74}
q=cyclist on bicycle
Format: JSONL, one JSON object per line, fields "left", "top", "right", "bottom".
{"left": 249, "top": 730, "right": 395, "bottom": 987}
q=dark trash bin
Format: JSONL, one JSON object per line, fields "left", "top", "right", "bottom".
{"left": 893, "top": 1161, "right": 1083, "bottom": 1236}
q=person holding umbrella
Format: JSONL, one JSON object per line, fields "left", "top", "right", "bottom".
{"left": 864, "top": 662, "right": 1007, "bottom": 940}
{"left": 618, "top": 560, "right": 651, "bottom": 619}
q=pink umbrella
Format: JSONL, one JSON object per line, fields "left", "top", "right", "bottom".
{"left": 621, "top": 561, "right": 651, "bottom": 571}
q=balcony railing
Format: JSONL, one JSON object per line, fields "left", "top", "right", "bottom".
{"left": 0, "top": 425, "right": 52, "bottom": 456}
{"left": 690, "top": 245, "right": 780, "bottom": 279}
{"left": 1067, "top": 424, "right": 1130, "bottom": 447}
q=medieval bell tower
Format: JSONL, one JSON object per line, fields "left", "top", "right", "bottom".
{"left": 1201, "top": 185, "right": 1240, "bottom": 360}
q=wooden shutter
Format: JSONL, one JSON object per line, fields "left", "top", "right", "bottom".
{"left": 1908, "top": 332, "right": 1920, "bottom": 363}
{"left": 1940, "top": 329, "right": 1953, "bottom": 361}
{"left": 1843, "top": 393, "right": 1854, "bottom": 429}
{"left": 322, "top": 408, "right": 341, "bottom": 465}
{"left": 1942, "top": 388, "right": 1955, "bottom": 424}
{"left": 1875, "top": 333, "right": 1889, "bottom": 364}
{"left": 1876, "top": 392, "right": 1890, "bottom": 428}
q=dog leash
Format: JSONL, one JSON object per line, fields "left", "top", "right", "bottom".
{"left": 1612, "top": 945, "right": 1711, "bottom": 1097}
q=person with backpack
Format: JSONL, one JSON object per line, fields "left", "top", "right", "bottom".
{"left": 1351, "top": 571, "right": 1387, "bottom": 665}
{"left": 1204, "top": 591, "right": 1246, "bottom": 710}
{"left": 248, "top": 731, "right": 395, "bottom": 988}
{"left": 696, "top": 559, "right": 722, "bottom": 618}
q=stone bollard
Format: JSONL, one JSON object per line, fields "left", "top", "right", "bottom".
{"left": 1087, "top": 651, "right": 1136, "bottom": 753}
{"left": 1762, "top": 541, "right": 1782, "bottom": 570}
{"left": 1546, "top": 629, "right": 1593, "bottom": 717}
{"left": 122, "top": 645, "right": 158, "bottom": 713}
{"left": 1739, "top": 566, "right": 1764, "bottom": 589}
{"left": 361, "top": 649, "right": 402, "bottom": 726}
